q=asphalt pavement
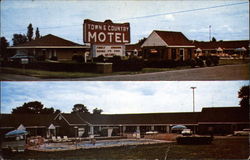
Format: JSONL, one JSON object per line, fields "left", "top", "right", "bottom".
{"left": 0, "top": 63, "right": 249, "bottom": 81}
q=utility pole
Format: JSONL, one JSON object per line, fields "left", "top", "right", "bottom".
{"left": 209, "top": 25, "right": 211, "bottom": 41}
{"left": 190, "top": 87, "right": 196, "bottom": 112}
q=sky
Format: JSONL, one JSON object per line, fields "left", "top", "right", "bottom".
{"left": 1, "top": 0, "right": 249, "bottom": 45}
{"left": 0, "top": 81, "right": 248, "bottom": 114}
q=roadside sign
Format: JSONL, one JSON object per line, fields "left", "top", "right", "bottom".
{"left": 92, "top": 45, "right": 125, "bottom": 57}
{"left": 21, "top": 58, "right": 29, "bottom": 64}
{"left": 83, "top": 19, "right": 130, "bottom": 45}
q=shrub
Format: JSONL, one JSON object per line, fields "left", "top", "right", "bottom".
{"left": 196, "top": 58, "right": 204, "bottom": 67}
{"left": 50, "top": 56, "right": 58, "bottom": 61}
{"left": 190, "top": 59, "right": 196, "bottom": 68}
{"left": 205, "top": 58, "right": 212, "bottom": 67}
{"left": 112, "top": 57, "right": 143, "bottom": 72}
{"left": 72, "top": 55, "right": 85, "bottom": 63}
{"left": 36, "top": 55, "right": 46, "bottom": 61}
{"left": 94, "top": 55, "right": 105, "bottom": 62}
{"left": 211, "top": 56, "right": 219, "bottom": 66}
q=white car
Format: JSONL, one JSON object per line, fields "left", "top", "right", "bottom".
{"left": 234, "top": 128, "right": 250, "bottom": 136}
{"left": 181, "top": 129, "right": 192, "bottom": 136}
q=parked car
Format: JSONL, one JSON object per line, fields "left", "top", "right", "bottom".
{"left": 234, "top": 128, "right": 250, "bottom": 136}
{"left": 9, "top": 53, "right": 34, "bottom": 63}
{"left": 181, "top": 129, "right": 192, "bottom": 136}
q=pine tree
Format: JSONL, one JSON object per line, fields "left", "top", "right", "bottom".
{"left": 35, "top": 27, "right": 41, "bottom": 39}
{"left": 27, "top": 23, "right": 33, "bottom": 41}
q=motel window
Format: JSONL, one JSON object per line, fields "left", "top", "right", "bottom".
{"left": 188, "top": 49, "right": 192, "bottom": 59}
{"left": 171, "top": 49, "right": 176, "bottom": 60}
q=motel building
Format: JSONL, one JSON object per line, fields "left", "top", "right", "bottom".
{"left": 141, "top": 30, "right": 195, "bottom": 61}
{"left": 8, "top": 34, "right": 90, "bottom": 61}
{"left": 193, "top": 40, "right": 250, "bottom": 58}
{"left": 0, "top": 106, "right": 249, "bottom": 139}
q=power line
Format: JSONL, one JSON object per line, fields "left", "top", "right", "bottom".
{"left": 115, "top": 2, "right": 248, "bottom": 21}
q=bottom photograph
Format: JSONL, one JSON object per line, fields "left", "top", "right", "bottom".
{"left": 0, "top": 81, "right": 249, "bottom": 159}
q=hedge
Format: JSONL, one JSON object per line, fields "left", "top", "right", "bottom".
{"left": 2, "top": 61, "right": 96, "bottom": 73}
{"left": 176, "top": 136, "right": 213, "bottom": 145}
{"left": 2, "top": 58, "right": 144, "bottom": 73}
{"left": 143, "top": 60, "right": 191, "bottom": 68}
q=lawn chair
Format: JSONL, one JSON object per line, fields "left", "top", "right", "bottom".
{"left": 52, "top": 136, "right": 57, "bottom": 142}
{"left": 57, "top": 136, "right": 62, "bottom": 142}
{"left": 63, "top": 136, "right": 70, "bottom": 142}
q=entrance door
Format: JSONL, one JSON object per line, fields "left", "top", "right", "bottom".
{"left": 179, "top": 48, "right": 185, "bottom": 61}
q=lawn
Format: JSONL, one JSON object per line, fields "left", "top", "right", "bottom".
{"left": 2, "top": 137, "right": 249, "bottom": 159}
{"left": 0, "top": 58, "right": 249, "bottom": 79}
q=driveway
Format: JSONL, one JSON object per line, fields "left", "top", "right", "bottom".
{"left": 0, "top": 63, "right": 249, "bottom": 81}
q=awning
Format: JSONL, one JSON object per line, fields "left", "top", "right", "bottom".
{"left": 5, "top": 129, "right": 28, "bottom": 138}
{"left": 48, "top": 124, "right": 56, "bottom": 130}
{"left": 217, "top": 47, "right": 223, "bottom": 52}
{"left": 17, "top": 124, "right": 26, "bottom": 130}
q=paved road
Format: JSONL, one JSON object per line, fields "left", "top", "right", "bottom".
{"left": 0, "top": 63, "right": 249, "bottom": 81}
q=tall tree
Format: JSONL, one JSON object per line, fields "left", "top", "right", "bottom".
{"left": 72, "top": 104, "right": 89, "bottom": 113}
{"left": 27, "top": 23, "right": 33, "bottom": 41}
{"left": 35, "top": 27, "right": 41, "bottom": 39}
{"left": 12, "top": 34, "right": 27, "bottom": 46}
{"left": 238, "top": 85, "right": 249, "bottom": 109}
{"left": 93, "top": 108, "right": 103, "bottom": 114}
{"left": 12, "top": 101, "right": 56, "bottom": 114}
{"left": 0, "top": 37, "right": 9, "bottom": 59}
{"left": 211, "top": 37, "right": 216, "bottom": 42}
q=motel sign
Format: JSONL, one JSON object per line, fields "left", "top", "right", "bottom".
{"left": 83, "top": 19, "right": 130, "bottom": 44}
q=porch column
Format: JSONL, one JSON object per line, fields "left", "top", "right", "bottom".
{"left": 151, "top": 126, "right": 154, "bottom": 131}
{"left": 99, "top": 126, "right": 102, "bottom": 132}
{"left": 90, "top": 126, "right": 94, "bottom": 135}
{"left": 33, "top": 49, "right": 36, "bottom": 56}
{"left": 166, "top": 125, "right": 170, "bottom": 133}
{"left": 136, "top": 126, "right": 140, "bottom": 133}
{"left": 123, "top": 126, "right": 126, "bottom": 133}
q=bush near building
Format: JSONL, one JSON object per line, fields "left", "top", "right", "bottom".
{"left": 143, "top": 60, "right": 191, "bottom": 68}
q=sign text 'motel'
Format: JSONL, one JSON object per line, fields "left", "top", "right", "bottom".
{"left": 84, "top": 19, "right": 130, "bottom": 44}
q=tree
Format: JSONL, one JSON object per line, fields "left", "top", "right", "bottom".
{"left": 72, "top": 104, "right": 89, "bottom": 113}
{"left": 211, "top": 37, "right": 216, "bottom": 42}
{"left": 12, "top": 34, "right": 27, "bottom": 46}
{"left": 93, "top": 108, "right": 103, "bottom": 114}
{"left": 27, "top": 23, "right": 33, "bottom": 41}
{"left": 0, "top": 37, "right": 9, "bottom": 59}
{"left": 35, "top": 27, "right": 41, "bottom": 39}
{"left": 138, "top": 37, "right": 147, "bottom": 45}
{"left": 12, "top": 101, "right": 56, "bottom": 114}
{"left": 238, "top": 85, "right": 249, "bottom": 109}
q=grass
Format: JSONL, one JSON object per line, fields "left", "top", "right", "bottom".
{"left": 1, "top": 59, "right": 249, "bottom": 79}
{"left": 0, "top": 66, "right": 191, "bottom": 79}
{"left": 2, "top": 137, "right": 249, "bottom": 159}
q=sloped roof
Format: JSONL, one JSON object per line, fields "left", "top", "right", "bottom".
{"left": 154, "top": 30, "right": 194, "bottom": 46}
{"left": 125, "top": 44, "right": 142, "bottom": 51}
{"left": 11, "top": 34, "right": 87, "bottom": 48}
{"left": 193, "top": 40, "right": 249, "bottom": 50}
{"left": 0, "top": 114, "right": 58, "bottom": 128}
{"left": 58, "top": 113, "right": 89, "bottom": 125}
{"left": 199, "top": 107, "right": 249, "bottom": 123}
{"left": 75, "top": 112, "right": 199, "bottom": 125}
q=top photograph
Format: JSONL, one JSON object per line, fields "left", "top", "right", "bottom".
{"left": 0, "top": 0, "right": 249, "bottom": 81}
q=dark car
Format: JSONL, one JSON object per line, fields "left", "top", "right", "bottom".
{"left": 10, "top": 54, "right": 34, "bottom": 64}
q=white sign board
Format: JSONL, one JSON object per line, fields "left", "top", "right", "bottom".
{"left": 92, "top": 45, "right": 125, "bottom": 57}
{"left": 21, "top": 58, "right": 29, "bottom": 64}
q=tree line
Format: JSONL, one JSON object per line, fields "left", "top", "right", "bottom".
{"left": 11, "top": 101, "right": 103, "bottom": 115}
{"left": 0, "top": 23, "right": 41, "bottom": 60}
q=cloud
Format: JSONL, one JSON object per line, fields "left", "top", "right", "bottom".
{"left": 1, "top": 81, "right": 248, "bottom": 114}
{"left": 164, "top": 14, "right": 175, "bottom": 21}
